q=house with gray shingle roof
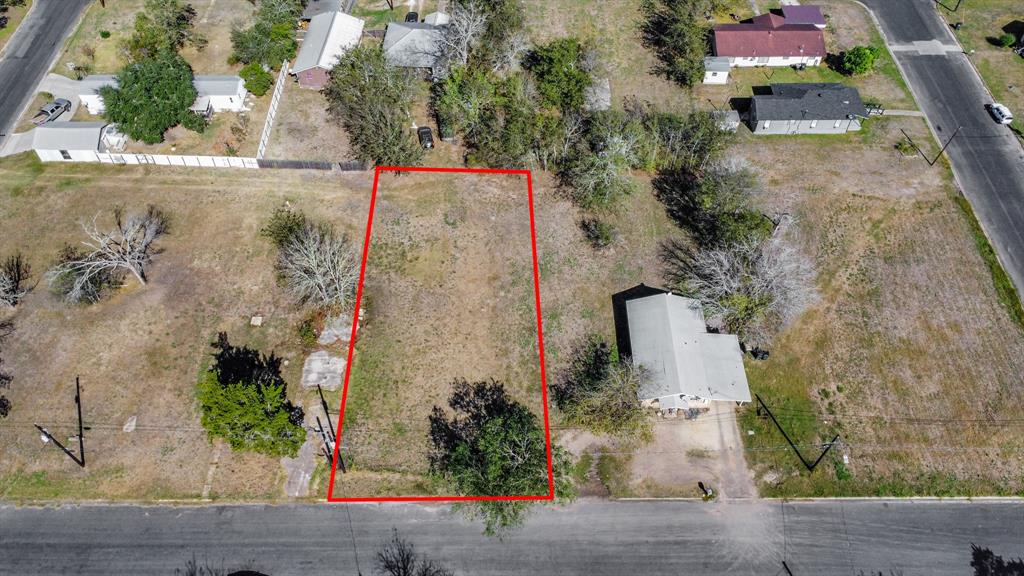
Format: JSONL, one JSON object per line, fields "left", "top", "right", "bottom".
{"left": 382, "top": 15, "right": 447, "bottom": 70}
{"left": 749, "top": 83, "right": 868, "bottom": 134}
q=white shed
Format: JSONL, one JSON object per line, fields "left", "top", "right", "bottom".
{"left": 32, "top": 122, "right": 125, "bottom": 162}
{"left": 703, "top": 56, "right": 731, "bottom": 85}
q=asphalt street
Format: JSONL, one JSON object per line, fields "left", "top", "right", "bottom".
{"left": 1, "top": 499, "right": 1022, "bottom": 575}
{"left": 861, "top": 0, "right": 1024, "bottom": 296}
{"left": 0, "top": 0, "right": 91, "bottom": 144}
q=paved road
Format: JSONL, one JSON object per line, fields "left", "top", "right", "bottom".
{"left": 0, "top": 0, "right": 91, "bottom": 144}
{"left": 860, "top": 0, "right": 1024, "bottom": 296}
{"left": 1, "top": 499, "right": 1022, "bottom": 575}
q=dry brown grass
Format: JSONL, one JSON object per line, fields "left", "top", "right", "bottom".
{"left": 0, "top": 156, "right": 372, "bottom": 501}
{"left": 265, "top": 80, "right": 353, "bottom": 161}
{"left": 736, "top": 117, "right": 1024, "bottom": 496}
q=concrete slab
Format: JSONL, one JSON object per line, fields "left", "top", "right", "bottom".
{"left": 317, "top": 315, "right": 353, "bottom": 345}
{"left": 300, "top": 350, "right": 345, "bottom": 390}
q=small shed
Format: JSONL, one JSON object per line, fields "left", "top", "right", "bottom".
{"left": 32, "top": 122, "right": 125, "bottom": 162}
{"left": 703, "top": 56, "right": 731, "bottom": 84}
{"left": 292, "top": 10, "right": 365, "bottom": 89}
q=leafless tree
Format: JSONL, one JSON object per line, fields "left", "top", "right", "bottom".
{"left": 661, "top": 226, "right": 816, "bottom": 347}
{"left": 276, "top": 223, "right": 359, "bottom": 312}
{"left": 437, "top": 1, "right": 487, "bottom": 73}
{"left": 377, "top": 529, "right": 455, "bottom": 576}
{"left": 490, "top": 30, "right": 530, "bottom": 75}
{"left": 45, "top": 206, "right": 169, "bottom": 304}
{"left": 0, "top": 253, "right": 31, "bottom": 308}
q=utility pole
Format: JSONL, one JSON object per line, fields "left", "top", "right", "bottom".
{"left": 35, "top": 377, "right": 86, "bottom": 467}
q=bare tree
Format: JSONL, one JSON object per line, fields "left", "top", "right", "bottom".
{"left": 0, "top": 253, "right": 31, "bottom": 308}
{"left": 276, "top": 223, "right": 359, "bottom": 312}
{"left": 377, "top": 529, "right": 455, "bottom": 576}
{"left": 490, "top": 30, "right": 530, "bottom": 75}
{"left": 437, "top": 1, "right": 487, "bottom": 73}
{"left": 661, "top": 227, "right": 816, "bottom": 347}
{"left": 45, "top": 206, "right": 169, "bottom": 304}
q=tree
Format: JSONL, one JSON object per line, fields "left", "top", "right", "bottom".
{"left": 660, "top": 232, "right": 816, "bottom": 347}
{"left": 553, "top": 335, "right": 652, "bottom": 441}
{"left": 122, "top": 0, "right": 206, "bottom": 62}
{"left": 239, "top": 62, "right": 273, "bottom": 96}
{"left": 456, "top": 0, "right": 527, "bottom": 74}
{"left": 276, "top": 223, "right": 359, "bottom": 312}
{"left": 432, "top": 65, "right": 499, "bottom": 143}
{"left": 560, "top": 111, "right": 647, "bottom": 210}
{"left": 324, "top": 45, "right": 423, "bottom": 166}
{"left": 838, "top": 45, "right": 881, "bottom": 76}
{"left": 639, "top": 0, "right": 719, "bottom": 87}
{"left": 376, "top": 530, "right": 455, "bottom": 576}
{"left": 46, "top": 206, "right": 169, "bottom": 304}
{"left": 653, "top": 160, "right": 772, "bottom": 248}
{"left": 997, "top": 33, "right": 1018, "bottom": 48}
{"left": 523, "top": 38, "right": 592, "bottom": 110}
{"left": 429, "top": 378, "right": 576, "bottom": 535}
{"left": 102, "top": 52, "right": 198, "bottom": 143}
{"left": 437, "top": 1, "right": 488, "bottom": 73}
{"left": 229, "top": 0, "right": 301, "bottom": 69}
{"left": 260, "top": 203, "right": 307, "bottom": 248}
{"left": 197, "top": 333, "right": 305, "bottom": 457}
{"left": 0, "top": 252, "right": 31, "bottom": 308}
{"left": 972, "top": 544, "right": 1024, "bottom": 576}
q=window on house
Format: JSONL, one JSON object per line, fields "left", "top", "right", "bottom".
{"left": 782, "top": 56, "right": 789, "bottom": 60}
{"left": 834, "top": 119, "right": 842, "bottom": 128}
{"left": 763, "top": 121, "right": 771, "bottom": 129}
{"left": 60, "top": 150, "right": 71, "bottom": 160}
{"left": 810, "top": 120, "right": 817, "bottom": 128}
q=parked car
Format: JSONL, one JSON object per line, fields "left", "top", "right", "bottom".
{"left": 405, "top": 11, "right": 418, "bottom": 22}
{"left": 32, "top": 99, "right": 72, "bottom": 125}
{"left": 417, "top": 126, "right": 434, "bottom": 149}
{"left": 986, "top": 102, "right": 1014, "bottom": 125}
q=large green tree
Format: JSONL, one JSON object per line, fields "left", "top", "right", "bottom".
{"left": 102, "top": 52, "right": 199, "bottom": 144}
{"left": 523, "top": 37, "right": 592, "bottom": 110}
{"left": 324, "top": 45, "right": 423, "bottom": 167}
{"left": 639, "top": 0, "right": 720, "bottom": 87}
{"left": 122, "top": 0, "right": 206, "bottom": 62}
{"left": 429, "top": 378, "right": 575, "bottom": 535}
{"left": 196, "top": 333, "right": 305, "bottom": 457}
{"left": 230, "top": 0, "right": 302, "bottom": 69}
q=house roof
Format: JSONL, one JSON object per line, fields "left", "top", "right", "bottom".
{"left": 751, "top": 83, "right": 868, "bottom": 121}
{"left": 713, "top": 12, "right": 826, "bottom": 58}
{"left": 78, "top": 75, "right": 242, "bottom": 96}
{"left": 423, "top": 11, "right": 450, "bottom": 26}
{"left": 780, "top": 5, "right": 827, "bottom": 28}
{"left": 301, "top": 0, "right": 342, "bottom": 20}
{"left": 383, "top": 21, "right": 445, "bottom": 68}
{"left": 293, "top": 11, "right": 364, "bottom": 73}
{"left": 32, "top": 122, "right": 108, "bottom": 150}
{"left": 704, "top": 56, "right": 731, "bottom": 72}
{"left": 622, "top": 291, "right": 751, "bottom": 404}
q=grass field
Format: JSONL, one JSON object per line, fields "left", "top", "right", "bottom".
{"left": 734, "top": 117, "right": 1024, "bottom": 497}
{"left": 938, "top": 0, "right": 1024, "bottom": 133}
{"left": 0, "top": 0, "right": 33, "bottom": 55}
{"left": 0, "top": 155, "right": 372, "bottom": 501}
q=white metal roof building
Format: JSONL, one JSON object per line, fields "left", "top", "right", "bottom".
{"left": 620, "top": 290, "right": 751, "bottom": 409}
{"left": 32, "top": 122, "right": 126, "bottom": 162}
{"left": 292, "top": 11, "right": 364, "bottom": 88}
{"left": 77, "top": 75, "right": 248, "bottom": 115}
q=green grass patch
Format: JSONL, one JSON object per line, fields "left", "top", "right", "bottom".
{"left": 954, "top": 196, "right": 1024, "bottom": 331}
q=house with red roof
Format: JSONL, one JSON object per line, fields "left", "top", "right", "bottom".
{"left": 712, "top": 7, "right": 827, "bottom": 69}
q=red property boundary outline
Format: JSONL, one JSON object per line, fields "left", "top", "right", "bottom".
{"left": 326, "top": 166, "right": 555, "bottom": 503}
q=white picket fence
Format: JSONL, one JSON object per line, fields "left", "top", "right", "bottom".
{"left": 257, "top": 60, "right": 290, "bottom": 160}
{"left": 95, "top": 153, "right": 259, "bottom": 169}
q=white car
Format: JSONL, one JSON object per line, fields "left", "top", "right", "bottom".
{"left": 986, "top": 102, "right": 1014, "bottom": 125}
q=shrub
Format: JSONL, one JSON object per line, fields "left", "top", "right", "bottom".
{"left": 523, "top": 37, "right": 592, "bottom": 110}
{"left": 99, "top": 30, "right": 111, "bottom": 39}
{"left": 121, "top": 0, "right": 206, "bottom": 62}
{"left": 240, "top": 62, "right": 273, "bottom": 97}
{"left": 838, "top": 45, "right": 880, "bottom": 76}
{"left": 196, "top": 333, "right": 305, "bottom": 457}
{"left": 179, "top": 110, "right": 208, "bottom": 133}
{"left": 997, "top": 33, "right": 1017, "bottom": 48}
{"left": 230, "top": 0, "right": 302, "bottom": 69}
{"left": 579, "top": 217, "right": 617, "bottom": 249}
{"left": 260, "top": 204, "right": 307, "bottom": 248}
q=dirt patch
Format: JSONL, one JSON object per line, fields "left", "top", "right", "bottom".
{"left": 265, "top": 80, "right": 353, "bottom": 161}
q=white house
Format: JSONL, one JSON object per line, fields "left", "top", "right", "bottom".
{"left": 77, "top": 75, "right": 249, "bottom": 115}
{"left": 612, "top": 285, "right": 751, "bottom": 412}
{"left": 32, "top": 122, "right": 126, "bottom": 162}
{"left": 703, "top": 56, "right": 731, "bottom": 84}
{"left": 712, "top": 11, "right": 826, "bottom": 68}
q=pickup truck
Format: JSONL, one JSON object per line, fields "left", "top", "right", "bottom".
{"left": 32, "top": 99, "right": 72, "bottom": 125}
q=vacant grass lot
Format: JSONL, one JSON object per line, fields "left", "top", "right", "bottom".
{"left": 0, "top": 0, "right": 33, "bottom": 55}
{"left": 0, "top": 155, "right": 372, "bottom": 501}
{"left": 735, "top": 117, "right": 1024, "bottom": 497}
{"left": 939, "top": 0, "right": 1024, "bottom": 133}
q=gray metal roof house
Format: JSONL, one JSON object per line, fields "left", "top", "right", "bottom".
{"left": 612, "top": 285, "right": 751, "bottom": 411}
{"left": 382, "top": 18, "right": 447, "bottom": 69}
{"left": 749, "top": 83, "right": 868, "bottom": 134}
